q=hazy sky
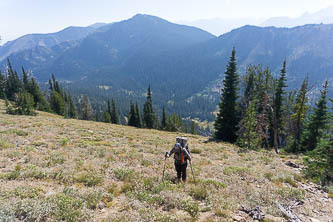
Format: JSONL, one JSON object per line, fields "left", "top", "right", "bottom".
{"left": 1, "top": 0, "right": 333, "bottom": 44}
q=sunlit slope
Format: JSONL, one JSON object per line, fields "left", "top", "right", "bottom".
{"left": 0, "top": 100, "right": 332, "bottom": 221}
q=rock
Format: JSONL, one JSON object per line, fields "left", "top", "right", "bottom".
{"left": 233, "top": 215, "right": 245, "bottom": 221}
{"left": 45, "top": 191, "right": 56, "bottom": 197}
{"left": 98, "top": 202, "right": 106, "bottom": 210}
{"left": 309, "top": 218, "right": 321, "bottom": 222}
{"left": 265, "top": 214, "right": 285, "bottom": 222}
{"left": 285, "top": 161, "right": 299, "bottom": 168}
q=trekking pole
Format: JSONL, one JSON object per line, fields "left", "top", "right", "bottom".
{"left": 189, "top": 160, "right": 196, "bottom": 183}
{"left": 162, "top": 155, "right": 167, "bottom": 182}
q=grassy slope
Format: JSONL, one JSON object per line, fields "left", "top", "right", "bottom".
{"left": 0, "top": 100, "right": 332, "bottom": 222}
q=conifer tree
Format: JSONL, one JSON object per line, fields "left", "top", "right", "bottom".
{"left": 300, "top": 80, "right": 329, "bottom": 152}
{"left": 237, "top": 101, "right": 260, "bottom": 150}
{"left": 6, "top": 91, "right": 36, "bottom": 116}
{"left": 5, "top": 59, "right": 22, "bottom": 100}
{"left": 135, "top": 102, "right": 142, "bottom": 128}
{"left": 190, "top": 121, "right": 197, "bottom": 135}
{"left": 214, "top": 48, "right": 240, "bottom": 142}
{"left": 66, "top": 94, "right": 77, "bottom": 119}
{"left": 102, "top": 111, "right": 112, "bottom": 123}
{"left": 165, "top": 113, "right": 183, "bottom": 132}
{"left": 304, "top": 98, "right": 332, "bottom": 185}
{"left": 22, "top": 67, "right": 30, "bottom": 91}
{"left": 50, "top": 91, "right": 65, "bottom": 115}
{"left": 161, "top": 106, "right": 167, "bottom": 130}
{"left": 111, "top": 99, "right": 119, "bottom": 124}
{"left": 273, "top": 59, "right": 287, "bottom": 147}
{"left": 128, "top": 102, "right": 137, "bottom": 127}
{"left": 288, "top": 77, "right": 310, "bottom": 152}
{"left": 0, "top": 71, "right": 5, "bottom": 99}
{"left": 80, "top": 94, "right": 93, "bottom": 120}
{"left": 143, "top": 86, "right": 156, "bottom": 129}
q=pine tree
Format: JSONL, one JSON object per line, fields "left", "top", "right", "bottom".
{"left": 135, "top": 102, "right": 142, "bottom": 128}
{"left": 80, "top": 94, "right": 93, "bottom": 120}
{"left": 300, "top": 80, "right": 329, "bottom": 152}
{"left": 143, "top": 86, "right": 156, "bottom": 129}
{"left": 111, "top": 99, "right": 119, "bottom": 124}
{"left": 165, "top": 113, "right": 183, "bottom": 132}
{"left": 288, "top": 77, "right": 310, "bottom": 152}
{"left": 273, "top": 59, "right": 287, "bottom": 147}
{"left": 214, "top": 48, "right": 240, "bottom": 142}
{"left": 5, "top": 59, "right": 22, "bottom": 100}
{"left": 237, "top": 101, "right": 260, "bottom": 150}
{"left": 67, "top": 94, "right": 77, "bottom": 118}
{"left": 50, "top": 91, "right": 65, "bottom": 115}
{"left": 0, "top": 71, "right": 5, "bottom": 99}
{"left": 22, "top": 67, "right": 30, "bottom": 91}
{"left": 304, "top": 98, "right": 332, "bottom": 185}
{"left": 161, "top": 106, "right": 167, "bottom": 130}
{"left": 102, "top": 111, "right": 112, "bottom": 123}
{"left": 6, "top": 91, "right": 36, "bottom": 116}
{"left": 190, "top": 121, "right": 197, "bottom": 135}
{"left": 128, "top": 102, "right": 137, "bottom": 127}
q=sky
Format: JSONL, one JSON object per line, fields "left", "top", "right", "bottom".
{"left": 1, "top": 0, "right": 333, "bottom": 44}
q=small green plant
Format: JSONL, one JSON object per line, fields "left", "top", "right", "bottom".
{"left": 181, "top": 198, "right": 199, "bottom": 218}
{"left": 223, "top": 166, "right": 249, "bottom": 176}
{"left": 60, "top": 138, "right": 69, "bottom": 146}
{"left": 264, "top": 172, "right": 274, "bottom": 181}
{"left": 191, "top": 148, "right": 201, "bottom": 154}
{"left": 189, "top": 185, "right": 208, "bottom": 200}
{"left": 13, "top": 186, "right": 43, "bottom": 199}
{"left": 284, "top": 176, "right": 298, "bottom": 188}
{"left": 84, "top": 190, "right": 103, "bottom": 210}
{"left": 113, "top": 168, "right": 136, "bottom": 181}
{"left": 74, "top": 172, "right": 103, "bottom": 187}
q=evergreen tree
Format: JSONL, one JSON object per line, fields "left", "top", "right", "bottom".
{"left": 6, "top": 91, "right": 36, "bottom": 116}
{"left": 111, "top": 99, "right": 119, "bottom": 124}
{"left": 22, "top": 67, "right": 30, "bottom": 91}
{"left": 128, "top": 102, "right": 137, "bottom": 127}
{"left": 304, "top": 100, "right": 332, "bottom": 185}
{"left": 165, "top": 113, "right": 183, "bottom": 132}
{"left": 288, "top": 77, "right": 310, "bottom": 152}
{"left": 66, "top": 94, "right": 77, "bottom": 118}
{"left": 80, "top": 94, "right": 93, "bottom": 120}
{"left": 143, "top": 86, "right": 156, "bottom": 129}
{"left": 30, "top": 78, "right": 50, "bottom": 111}
{"left": 50, "top": 91, "right": 65, "bottom": 115}
{"left": 273, "top": 59, "right": 287, "bottom": 147}
{"left": 0, "top": 71, "right": 5, "bottom": 99}
{"left": 190, "top": 121, "right": 197, "bottom": 135}
{"left": 5, "top": 59, "right": 22, "bottom": 101}
{"left": 237, "top": 101, "right": 260, "bottom": 150}
{"left": 161, "top": 106, "right": 167, "bottom": 130}
{"left": 102, "top": 111, "right": 112, "bottom": 123}
{"left": 300, "top": 80, "right": 329, "bottom": 152}
{"left": 135, "top": 102, "right": 142, "bottom": 128}
{"left": 214, "top": 48, "right": 240, "bottom": 142}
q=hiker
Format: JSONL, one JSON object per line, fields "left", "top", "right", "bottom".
{"left": 165, "top": 137, "right": 191, "bottom": 182}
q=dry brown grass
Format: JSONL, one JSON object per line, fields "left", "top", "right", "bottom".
{"left": 0, "top": 100, "right": 332, "bottom": 221}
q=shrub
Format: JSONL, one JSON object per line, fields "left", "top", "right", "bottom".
{"left": 113, "top": 169, "right": 135, "bottom": 181}
{"left": 181, "top": 198, "right": 199, "bottom": 217}
{"left": 189, "top": 185, "right": 208, "bottom": 201}
{"left": 13, "top": 186, "right": 43, "bottom": 199}
{"left": 284, "top": 177, "right": 298, "bottom": 188}
{"left": 74, "top": 172, "right": 103, "bottom": 187}
{"left": 191, "top": 148, "right": 201, "bottom": 154}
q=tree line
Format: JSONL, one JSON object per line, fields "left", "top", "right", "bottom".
{"left": 0, "top": 60, "right": 198, "bottom": 134}
{"left": 214, "top": 48, "right": 332, "bottom": 185}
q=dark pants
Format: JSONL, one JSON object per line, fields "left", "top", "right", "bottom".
{"left": 175, "top": 162, "right": 187, "bottom": 181}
